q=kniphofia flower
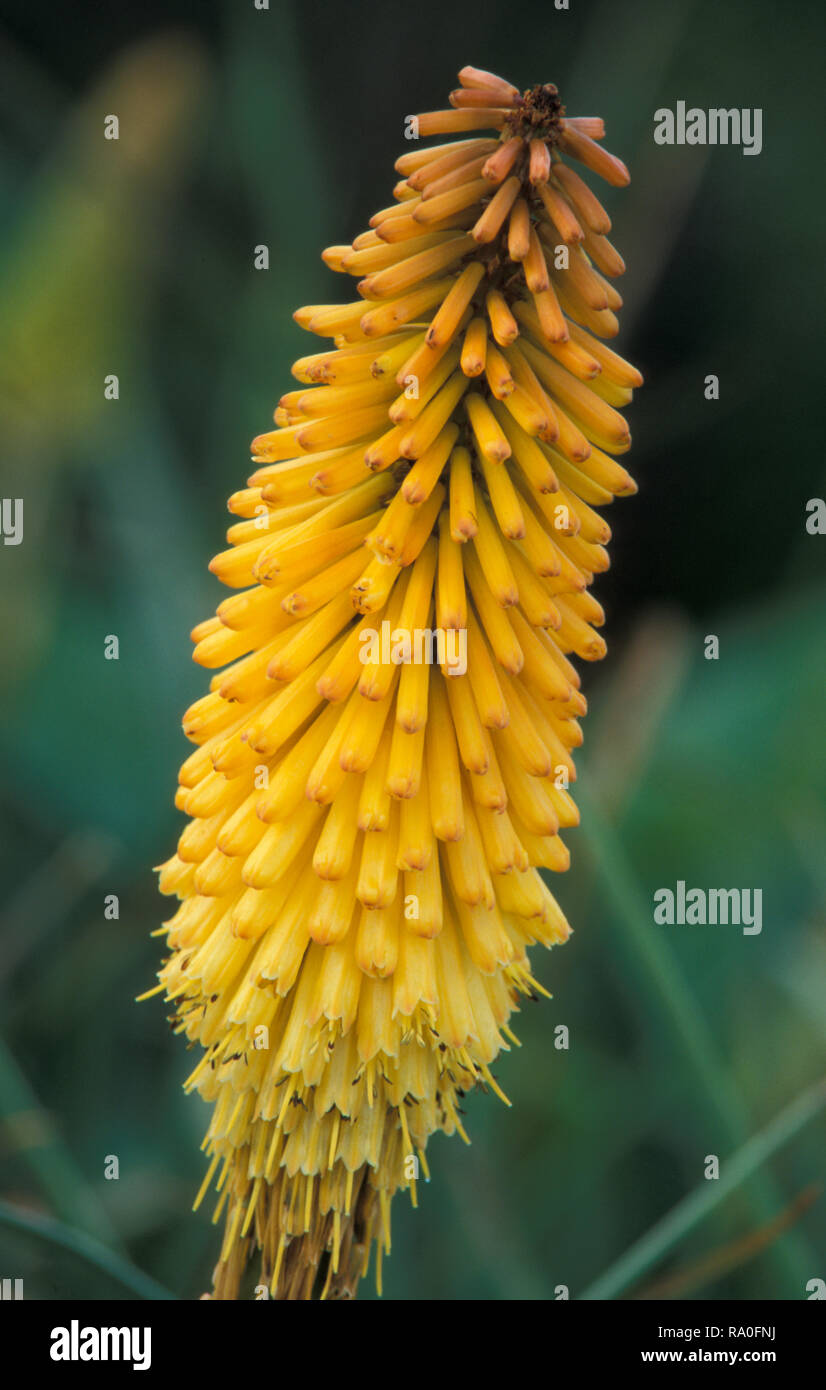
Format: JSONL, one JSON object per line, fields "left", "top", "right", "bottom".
{"left": 148, "top": 66, "right": 641, "bottom": 1300}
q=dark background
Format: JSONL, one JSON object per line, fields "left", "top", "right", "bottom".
{"left": 0, "top": 0, "right": 824, "bottom": 1301}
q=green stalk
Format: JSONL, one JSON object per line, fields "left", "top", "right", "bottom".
{"left": 574, "top": 778, "right": 816, "bottom": 1290}
{"left": 0, "top": 1198, "right": 174, "bottom": 1300}
{"left": 0, "top": 1036, "right": 122, "bottom": 1249}
{"left": 581, "top": 1074, "right": 826, "bottom": 1299}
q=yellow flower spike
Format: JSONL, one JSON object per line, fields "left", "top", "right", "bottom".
{"left": 536, "top": 179, "right": 584, "bottom": 245}
{"left": 400, "top": 421, "right": 459, "bottom": 502}
{"left": 528, "top": 137, "right": 552, "bottom": 185}
{"left": 358, "top": 278, "right": 456, "bottom": 338}
{"left": 394, "top": 312, "right": 471, "bottom": 391}
{"left": 339, "top": 679, "right": 398, "bottom": 774}
{"left": 398, "top": 481, "right": 446, "bottom": 565}
{"left": 351, "top": 555, "right": 402, "bottom": 613}
{"left": 372, "top": 196, "right": 420, "bottom": 226}
{"left": 312, "top": 775, "right": 362, "bottom": 880}
{"left": 356, "top": 808, "right": 401, "bottom": 911}
{"left": 484, "top": 342, "right": 516, "bottom": 400}
{"left": 500, "top": 348, "right": 560, "bottom": 437}
{"left": 410, "top": 178, "right": 489, "bottom": 225}
{"left": 550, "top": 160, "right": 612, "bottom": 234}
{"left": 517, "top": 338, "right": 631, "bottom": 451}
{"left": 490, "top": 397, "right": 560, "bottom": 495}
{"left": 358, "top": 577, "right": 411, "bottom": 697}
{"left": 448, "top": 444, "right": 478, "bottom": 540}
{"left": 482, "top": 133, "right": 523, "bottom": 183}
{"left": 376, "top": 204, "right": 480, "bottom": 244}
{"left": 388, "top": 344, "right": 462, "bottom": 426}
{"left": 507, "top": 196, "right": 532, "bottom": 261}
{"left": 425, "top": 672, "right": 465, "bottom": 841}
{"left": 404, "top": 137, "right": 500, "bottom": 186}
{"left": 425, "top": 262, "right": 486, "bottom": 349}
{"left": 419, "top": 153, "right": 491, "bottom": 200}
{"left": 558, "top": 122, "right": 630, "bottom": 186}
{"left": 469, "top": 734, "right": 509, "bottom": 811}
{"left": 471, "top": 491, "right": 520, "bottom": 605}
{"left": 554, "top": 280, "right": 619, "bottom": 339}
{"left": 360, "top": 233, "right": 475, "bottom": 299}
{"left": 405, "top": 849, "right": 444, "bottom": 937}
{"left": 533, "top": 283, "right": 569, "bottom": 342}
{"left": 456, "top": 65, "right": 520, "bottom": 101}
{"left": 357, "top": 725, "right": 393, "bottom": 831}
{"left": 485, "top": 286, "right": 520, "bottom": 345}
{"left": 397, "top": 768, "right": 434, "bottom": 872}
{"left": 417, "top": 104, "right": 508, "bottom": 136}
{"left": 444, "top": 670, "right": 491, "bottom": 776}
{"left": 524, "top": 226, "right": 552, "bottom": 295}
{"left": 343, "top": 233, "right": 444, "bottom": 273}
{"left": 150, "top": 64, "right": 640, "bottom": 1300}
{"left": 509, "top": 488, "right": 563, "bottom": 576}
{"left": 471, "top": 173, "right": 521, "bottom": 244}
{"left": 462, "top": 542, "right": 525, "bottom": 670}
{"left": 436, "top": 510, "right": 467, "bottom": 630}
{"left": 459, "top": 314, "right": 487, "bottom": 377}
{"left": 291, "top": 333, "right": 407, "bottom": 383}
{"left": 465, "top": 391, "right": 512, "bottom": 464}
{"left": 478, "top": 449, "right": 526, "bottom": 540}
{"left": 465, "top": 608, "right": 509, "bottom": 729}
{"left": 373, "top": 336, "right": 432, "bottom": 383}
{"left": 308, "top": 867, "right": 361, "bottom": 948}
{"left": 398, "top": 378, "right": 468, "bottom": 461}
{"left": 392, "top": 179, "right": 419, "bottom": 202}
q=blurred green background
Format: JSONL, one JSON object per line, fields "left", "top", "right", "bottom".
{"left": 1, "top": 0, "right": 824, "bottom": 1301}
